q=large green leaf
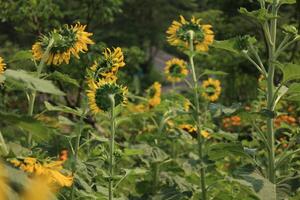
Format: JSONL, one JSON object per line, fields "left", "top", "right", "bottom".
{"left": 0, "top": 111, "right": 51, "bottom": 141}
{"left": 278, "top": 63, "right": 300, "bottom": 82}
{"left": 9, "top": 50, "right": 32, "bottom": 63}
{"left": 4, "top": 69, "right": 65, "bottom": 95}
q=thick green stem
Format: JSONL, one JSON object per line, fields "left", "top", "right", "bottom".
{"left": 188, "top": 31, "right": 207, "bottom": 200}
{"left": 109, "top": 95, "right": 116, "bottom": 200}
{"left": 152, "top": 162, "right": 160, "bottom": 194}
{"left": 27, "top": 38, "right": 54, "bottom": 146}
{"left": 265, "top": 0, "right": 278, "bottom": 185}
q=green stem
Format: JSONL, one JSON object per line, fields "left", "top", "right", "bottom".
{"left": 109, "top": 95, "right": 116, "bottom": 200}
{"left": 265, "top": 0, "right": 278, "bottom": 185}
{"left": 152, "top": 162, "right": 160, "bottom": 194}
{"left": 188, "top": 31, "right": 207, "bottom": 200}
{"left": 27, "top": 38, "right": 54, "bottom": 146}
{"left": 70, "top": 115, "right": 84, "bottom": 200}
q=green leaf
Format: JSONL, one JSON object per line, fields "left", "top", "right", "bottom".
{"left": 239, "top": 172, "right": 276, "bottom": 200}
{"left": 278, "top": 63, "right": 300, "bottom": 82}
{"left": 0, "top": 111, "right": 51, "bottom": 141}
{"left": 9, "top": 50, "right": 32, "bottom": 63}
{"left": 280, "top": 0, "right": 296, "bottom": 4}
{"left": 50, "top": 71, "right": 79, "bottom": 87}
{"left": 212, "top": 39, "right": 240, "bottom": 54}
{"left": 208, "top": 143, "right": 255, "bottom": 163}
{"left": 44, "top": 101, "right": 84, "bottom": 116}
{"left": 4, "top": 69, "right": 65, "bottom": 95}
{"left": 239, "top": 7, "right": 275, "bottom": 23}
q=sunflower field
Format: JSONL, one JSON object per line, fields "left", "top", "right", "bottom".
{"left": 0, "top": 0, "right": 300, "bottom": 199}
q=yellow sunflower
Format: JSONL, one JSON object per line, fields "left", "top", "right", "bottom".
{"left": 179, "top": 124, "right": 211, "bottom": 139}
{"left": 147, "top": 82, "right": 162, "bottom": 108}
{"left": 166, "top": 15, "right": 214, "bottom": 52}
{"left": 202, "top": 78, "right": 221, "bottom": 102}
{"left": 90, "top": 47, "right": 125, "bottom": 82}
{"left": 0, "top": 56, "right": 6, "bottom": 75}
{"left": 86, "top": 79, "right": 128, "bottom": 114}
{"left": 183, "top": 98, "right": 191, "bottom": 112}
{"left": 10, "top": 157, "right": 73, "bottom": 187}
{"left": 164, "top": 58, "right": 188, "bottom": 82}
{"left": 32, "top": 23, "right": 94, "bottom": 66}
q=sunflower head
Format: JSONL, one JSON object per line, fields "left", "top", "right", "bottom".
{"left": 32, "top": 23, "right": 94, "bottom": 66}
{"left": 0, "top": 57, "right": 6, "bottom": 75}
{"left": 166, "top": 15, "right": 214, "bottom": 52}
{"left": 147, "top": 82, "right": 162, "bottom": 107}
{"left": 89, "top": 47, "right": 125, "bottom": 82}
{"left": 202, "top": 78, "right": 221, "bottom": 102}
{"left": 164, "top": 58, "right": 188, "bottom": 82}
{"left": 87, "top": 80, "right": 127, "bottom": 114}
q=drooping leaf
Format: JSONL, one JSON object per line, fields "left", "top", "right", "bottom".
{"left": 4, "top": 69, "right": 65, "bottom": 95}
{"left": 9, "top": 50, "right": 32, "bottom": 63}
{"left": 212, "top": 39, "right": 240, "bottom": 54}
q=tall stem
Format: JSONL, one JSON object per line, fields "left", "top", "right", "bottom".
{"left": 109, "top": 95, "right": 116, "bottom": 200}
{"left": 70, "top": 114, "right": 84, "bottom": 200}
{"left": 188, "top": 31, "right": 207, "bottom": 200}
{"left": 265, "top": 0, "right": 278, "bottom": 184}
{"left": 27, "top": 38, "right": 54, "bottom": 146}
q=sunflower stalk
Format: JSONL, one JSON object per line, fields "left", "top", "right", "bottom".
{"left": 108, "top": 94, "right": 116, "bottom": 200}
{"left": 70, "top": 114, "right": 84, "bottom": 200}
{"left": 27, "top": 38, "right": 54, "bottom": 146}
{"left": 188, "top": 30, "right": 207, "bottom": 200}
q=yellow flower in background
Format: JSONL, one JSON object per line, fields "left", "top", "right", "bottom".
{"left": 9, "top": 157, "right": 73, "bottom": 187}
{"left": 0, "top": 164, "right": 9, "bottom": 200}
{"left": 179, "top": 124, "right": 196, "bottom": 133}
{"left": 183, "top": 98, "right": 191, "bottom": 111}
{"left": 201, "top": 130, "right": 211, "bottom": 139}
{"left": 86, "top": 80, "right": 128, "bottom": 114}
{"left": 147, "top": 82, "right": 162, "bottom": 108}
{"left": 32, "top": 23, "right": 94, "bottom": 66}
{"left": 90, "top": 47, "right": 125, "bottom": 82}
{"left": 0, "top": 57, "right": 6, "bottom": 75}
{"left": 202, "top": 78, "right": 221, "bottom": 102}
{"left": 164, "top": 58, "right": 188, "bottom": 83}
{"left": 166, "top": 15, "right": 214, "bottom": 52}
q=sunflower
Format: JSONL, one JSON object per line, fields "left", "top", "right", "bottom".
{"left": 179, "top": 124, "right": 211, "bottom": 139}
{"left": 147, "top": 82, "right": 162, "bottom": 108}
{"left": 164, "top": 58, "right": 188, "bottom": 82}
{"left": 90, "top": 47, "right": 125, "bottom": 82}
{"left": 202, "top": 78, "right": 221, "bottom": 102}
{"left": 32, "top": 23, "right": 94, "bottom": 66}
{"left": 86, "top": 79, "right": 128, "bottom": 114}
{"left": 10, "top": 157, "right": 73, "bottom": 187}
{"left": 166, "top": 15, "right": 214, "bottom": 52}
{"left": 0, "top": 56, "right": 6, "bottom": 75}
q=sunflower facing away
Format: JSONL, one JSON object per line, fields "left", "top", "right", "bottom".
{"left": 32, "top": 23, "right": 94, "bottom": 66}
{"left": 202, "top": 78, "right": 221, "bottom": 102}
{"left": 86, "top": 80, "right": 128, "bottom": 114}
{"left": 164, "top": 58, "right": 188, "bottom": 83}
{"left": 90, "top": 47, "right": 125, "bottom": 81}
{"left": 0, "top": 56, "right": 6, "bottom": 75}
{"left": 10, "top": 157, "right": 73, "bottom": 187}
{"left": 147, "top": 82, "right": 162, "bottom": 108}
{"left": 166, "top": 15, "right": 214, "bottom": 52}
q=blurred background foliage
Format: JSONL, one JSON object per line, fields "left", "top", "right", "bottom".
{"left": 0, "top": 0, "right": 299, "bottom": 104}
